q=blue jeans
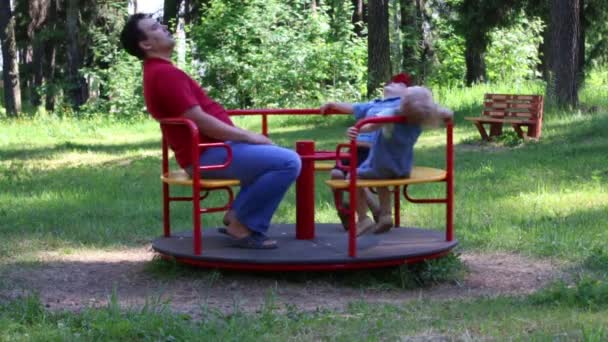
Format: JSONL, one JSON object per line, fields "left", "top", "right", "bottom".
{"left": 196, "top": 142, "right": 301, "bottom": 233}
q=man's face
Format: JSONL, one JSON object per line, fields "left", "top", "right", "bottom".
{"left": 137, "top": 17, "right": 175, "bottom": 56}
{"left": 383, "top": 82, "right": 408, "bottom": 98}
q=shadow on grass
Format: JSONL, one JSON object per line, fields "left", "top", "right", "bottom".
{"left": 0, "top": 140, "right": 163, "bottom": 161}
{"left": 144, "top": 252, "right": 466, "bottom": 290}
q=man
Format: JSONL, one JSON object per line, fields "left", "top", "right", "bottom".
{"left": 120, "top": 14, "right": 301, "bottom": 249}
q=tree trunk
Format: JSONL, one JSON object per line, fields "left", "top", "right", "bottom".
{"left": 577, "top": 0, "right": 585, "bottom": 87}
{"left": 464, "top": 34, "right": 487, "bottom": 86}
{"left": 399, "top": 0, "right": 432, "bottom": 82}
{"left": 44, "top": 0, "right": 58, "bottom": 111}
{"left": 399, "top": 0, "right": 417, "bottom": 72}
{"left": 163, "top": 0, "right": 182, "bottom": 31}
{"left": 367, "top": 0, "right": 391, "bottom": 97}
{"left": 351, "top": 0, "right": 366, "bottom": 37}
{"left": 549, "top": 0, "right": 581, "bottom": 108}
{"left": 29, "top": 0, "right": 52, "bottom": 107}
{"left": 0, "top": 0, "right": 22, "bottom": 116}
{"left": 417, "top": 0, "right": 434, "bottom": 81}
{"left": 539, "top": 23, "right": 552, "bottom": 82}
{"left": 66, "top": 0, "right": 87, "bottom": 108}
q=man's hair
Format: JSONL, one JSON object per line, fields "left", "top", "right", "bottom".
{"left": 120, "top": 13, "right": 150, "bottom": 60}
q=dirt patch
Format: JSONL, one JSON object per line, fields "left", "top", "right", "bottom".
{"left": 0, "top": 247, "right": 561, "bottom": 317}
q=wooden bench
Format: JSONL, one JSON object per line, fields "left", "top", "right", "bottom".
{"left": 465, "top": 94, "right": 544, "bottom": 141}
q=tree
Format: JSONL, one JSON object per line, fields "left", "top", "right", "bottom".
{"left": 399, "top": 0, "right": 434, "bottom": 82}
{"left": 25, "top": 0, "right": 54, "bottom": 107}
{"left": 549, "top": 0, "right": 582, "bottom": 108}
{"left": 66, "top": 0, "right": 88, "bottom": 108}
{"left": 455, "top": 0, "right": 524, "bottom": 86}
{"left": 351, "top": 0, "right": 366, "bottom": 37}
{"left": 367, "top": 0, "right": 391, "bottom": 96}
{"left": 0, "top": 0, "right": 22, "bottom": 116}
{"left": 163, "top": 0, "right": 181, "bottom": 30}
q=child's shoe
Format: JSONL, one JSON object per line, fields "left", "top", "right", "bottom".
{"left": 373, "top": 214, "right": 393, "bottom": 234}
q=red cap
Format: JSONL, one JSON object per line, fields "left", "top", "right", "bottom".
{"left": 388, "top": 72, "right": 412, "bottom": 86}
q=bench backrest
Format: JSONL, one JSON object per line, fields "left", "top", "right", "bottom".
{"left": 482, "top": 94, "right": 544, "bottom": 121}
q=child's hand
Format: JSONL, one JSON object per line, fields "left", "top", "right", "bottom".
{"left": 320, "top": 103, "right": 334, "bottom": 115}
{"left": 346, "top": 126, "right": 359, "bottom": 140}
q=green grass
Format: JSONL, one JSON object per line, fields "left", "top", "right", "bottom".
{"left": 1, "top": 288, "right": 607, "bottom": 340}
{"left": 1, "top": 79, "right": 608, "bottom": 339}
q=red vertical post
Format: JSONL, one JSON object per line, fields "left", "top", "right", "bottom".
{"left": 348, "top": 139, "right": 358, "bottom": 257}
{"left": 296, "top": 140, "right": 315, "bottom": 239}
{"left": 262, "top": 115, "right": 268, "bottom": 136}
{"left": 162, "top": 138, "right": 171, "bottom": 237}
{"left": 446, "top": 120, "right": 454, "bottom": 242}
{"left": 393, "top": 186, "right": 400, "bottom": 227}
{"left": 192, "top": 137, "right": 202, "bottom": 255}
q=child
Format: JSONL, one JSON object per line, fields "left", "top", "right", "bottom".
{"left": 320, "top": 73, "right": 413, "bottom": 230}
{"left": 347, "top": 86, "right": 453, "bottom": 236}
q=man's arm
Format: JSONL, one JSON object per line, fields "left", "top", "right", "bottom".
{"left": 183, "top": 106, "right": 272, "bottom": 144}
{"left": 320, "top": 102, "right": 354, "bottom": 114}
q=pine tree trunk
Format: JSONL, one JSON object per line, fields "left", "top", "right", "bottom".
{"left": 399, "top": 0, "right": 417, "bottom": 72}
{"left": 29, "top": 0, "right": 52, "bottom": 107}
{"left": 577, "top": 0, "right": 585, "bottom": 87}
{"left": 66, "top": 0, "right": 87, "bottom": 108}
{"left": 163, "top": 0, "right": 181, "bottom": 30}
{"left": 539, "top": 23, "right": 552, "bottom": 82}
{"left": 45, "top": 0, "right": 58, "bottom": 111}
{"left": 464, "top": 35, "right": 487, "bottom": 86}
{"left": 0, "top": 0, "right": 22, "bottom": 116}
{"left": 351, "top": 0, "right": 366, "bottom": 37}
{"left": 367, "top": 0, "right": 391, "bottom": 97}
{"left": 549, "top": 0, "right": 581, "bottom": 108}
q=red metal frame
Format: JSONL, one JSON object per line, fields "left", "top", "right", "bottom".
{"left": 160, "top": 249, "right": 453, "bottom": 271}
{"left": 160, "top": 118, "right": 235, "bottom": 255}
{"left": 338, "top": 116, "right": 455, "bottom": 256}
{"left": 159, "top": 110, "right": 454, "bottom": 261}
{"left": 295, "top": 141, "right": 315, "bottom": 239}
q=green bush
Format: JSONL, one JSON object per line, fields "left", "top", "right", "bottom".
{"left": 191, "top": 0, "right": 367, "bottom": 108}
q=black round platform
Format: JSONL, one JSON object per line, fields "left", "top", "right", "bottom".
{"left": 152, "top": 223, "right": 458, "bottom": 271}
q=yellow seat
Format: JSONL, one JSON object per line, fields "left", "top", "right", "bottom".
{"left": 325, "top": 166, "right": 447, "bottom": 189}
{"left": 161, "top": 170, "right": 240, "bottom": 188}
{"left": 314, "top": 161, "right": 335, "bottom": 172}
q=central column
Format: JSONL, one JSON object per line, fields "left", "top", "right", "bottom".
{"left": 295, "top": 140, "right": 315, "bottom": 239}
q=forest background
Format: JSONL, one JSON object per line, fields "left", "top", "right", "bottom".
{"left": 0, "top": 0, "right": 605, "bottom": 118}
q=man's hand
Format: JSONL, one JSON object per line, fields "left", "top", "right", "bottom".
{"left": 245, "top": 132, "right": 273, "bottom": 145}
{"left": 346, "top": 126, "right": 359, "bottom": 140}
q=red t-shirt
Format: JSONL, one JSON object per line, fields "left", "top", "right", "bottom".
{"left": 143, "top": 58, "right": 234, "bottom": 168}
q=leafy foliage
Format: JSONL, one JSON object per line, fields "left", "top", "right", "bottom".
{"left": 485, "top": 14, "right": 544, "bottom": 82}
{"left": 190, "top": 0, "right": 367, "bottom": 108}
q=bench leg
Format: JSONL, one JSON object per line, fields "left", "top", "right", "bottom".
{"left": 527, "top": 122, "right": 541, "bottom": 139}
{"left": 489, "top": 123, "right": 503, "bottom": 138}
{"left": 473, "top": 122, "right": 490, "bottom": 141}
{"left": 511, "top": 123, "right": 525, "bottom": 139}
